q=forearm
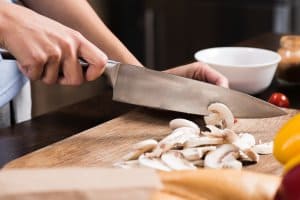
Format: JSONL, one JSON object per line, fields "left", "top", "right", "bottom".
{"left": 22, "top": 0, "right": 142, "bottom": 66}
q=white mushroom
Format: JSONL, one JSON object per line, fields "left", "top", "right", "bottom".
{"left": 221, "top": 152, "right": 242, "bottom": 169}
{"left": 113, "top": 160, "right": 140, "bottom": 169}
{"left": 204, "top": 144, "right": 239, "bottom": 169}
{"left": 132, "top": 139, "right": 158, "bottom": 151}
{"left": 225, "top": 131, "right": 256, "bottom": 151}
{"left": 178, "top": 146, "right": 217, "bottom": 161}
{"left": 202, "top": 125, "right": 226, "bottom": 137}
{"left": 191, "top": 160, "right": 204, "bottom": 167}
{"left": 122, "top": 139, "right": 158, "bottom": 161}
{"left": 138, "top": 154, "right": 171, "bottom": 171}
{"left": 169, "top": 118, "right": 200, "bottom": 134}
{"left": 161, "top": 151, "right": 196, "bottom": 170}
{"left": 149, "top": 127, "right": 198, "bottom": 157}
{"left": 252, "top": 141, "right": 273, "bottom": 155}
{"left": 240, "top": 149, "right": 259, "bottom": 162}
{"left": 236, "top": 133, "right": 256, "bottom": 149}
{"left": 184, "top": 136, "right": 224, "bottom": 148}
{"left": 204, "top": 103, "right": 234, "bottom": 129}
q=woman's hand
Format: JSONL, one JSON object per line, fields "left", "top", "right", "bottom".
{"left": 0, "top": 3, "right": 107, "bottom": 85}
{"left": 164, "top": 62, "right": 229, "bottom": 88}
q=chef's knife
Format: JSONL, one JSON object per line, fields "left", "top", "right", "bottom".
{"left": 0, "top": 50, "right": 286, "bottom": 118}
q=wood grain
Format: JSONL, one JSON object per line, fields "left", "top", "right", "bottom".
{"left": 4, "top": 108, "right": 298, "bottom": 175}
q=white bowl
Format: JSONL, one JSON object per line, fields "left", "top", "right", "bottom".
{"left": 194, "top": 47, "right": 281, "bottom": 94}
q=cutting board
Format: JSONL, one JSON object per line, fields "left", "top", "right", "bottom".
{"left": 4, "top": 108, "right": 298, "bottom": 175}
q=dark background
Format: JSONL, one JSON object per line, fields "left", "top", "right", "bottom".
{"left": 91, "top": 0, "right": 299, "bottom": 69}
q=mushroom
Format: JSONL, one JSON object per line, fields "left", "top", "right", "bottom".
{"left": 204, "top": 103, "right": 234, "bottom": 129}
{"left": 178, "top": 146, "right": 217, "bottom": 161}
{"left": 191, "top": 160, "right": 204, "bottom": 167}
{"left": 113, "top": 160, "right": 140, "bottom": 169}
{"left": 138, "top": 154, "right": 171, "bottom": 171}
{"left": 122, "top": 139, "right": 158, "bottom": 161}
{"left": 161, "top": 151, "right": 196, "bottom": 170}
{"left": 252, "top": 141, "right": 273, "bottom": 155}
{"left": 225, "top": 131, "right": 256, "bottom": 151}
{"left": 184, "top": 136, "right": 224, "bottom": 148}
{"left": 202, "top": 125, "right": 226, "bottom": 137}
{"left": 221, "top": 152, "right": 242, "bottom": 169}
{"left": 149, "top": 127, "right": 199, "bottom": 157}
{"left": 204, "top": 144, "right": 239, "bottom": 169}
{"left": 169, "top": 118, "right": 200, "bottom": 134}
{"left": 242, "top": 148, "right": 260, "bottom": 162}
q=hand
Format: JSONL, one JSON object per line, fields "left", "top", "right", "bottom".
{"left": 0, "top": 3, "right": 107, "bottom": 85}
{"left": 164, "top": 62, "right": 229, "bottom": 88}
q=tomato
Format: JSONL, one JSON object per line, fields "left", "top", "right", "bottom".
{"left": 268, "top": 92, "right": 290, "bottom": 108}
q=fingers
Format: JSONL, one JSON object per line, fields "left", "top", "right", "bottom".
{"left": 76, "top": 33, "right": 107, "bottom": 81}
{"left": 194, "top": 62, "right": 229, "bottom": 88}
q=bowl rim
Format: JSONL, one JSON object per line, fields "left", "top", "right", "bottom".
{"left": 194, "top": 47, "right": 281, "bottom": 68}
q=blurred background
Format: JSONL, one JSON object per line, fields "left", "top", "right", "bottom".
{"left": 90, "top": 0, "right": 300, "bottom": 69}
{"left": 31, "top": 0, "right": 300, "bottom": 117}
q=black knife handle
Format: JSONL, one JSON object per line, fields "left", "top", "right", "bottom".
{"left": 0, "top": 50, "right": 89, "bottom": 68}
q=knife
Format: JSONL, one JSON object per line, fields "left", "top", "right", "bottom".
{"left": 0, "top": 50, "right": 286, "bottom": 118}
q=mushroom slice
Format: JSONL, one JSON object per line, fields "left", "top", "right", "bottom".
{"left": 122, "top": 139, "right": 158, "bottom": 161}
{"left": 149, "top": 127, "right": 199, "bottom": 157}
{"left": 122, "top": 149, "right": 145, "bottom": 161}
{"left": 138, "top": 155, "right": 171, "bottom": 171}
{"left": 242, "top": 148, "right": 260, "bottom": 162}
{"left": 204, "top": 144, "right": 238, "bottom": 169}
{"left": 179, "top": 146, "right": 217, "bottom": 161}
{"left": 132, "top": 139, "right": 158, "bottom": 151}
{"left": 169, "top": 118, "right": 200, "bottom": 134}
{"left": 113, "top": 160, "right": 140, "bottom": 169}
{"left": 202, "top": 125, "right": 226, "bottom": 137}
{"left": 222, "top": 152, "right": 242, "bottom": 169}
{"left": 252, "top": 141, "right": 273, "bottom": 155}
{"left": 184, "top": 136, "right": 224, "bottom": 148}
{"left": 161, "top": 151, "right": 196, "bottom": 170}
{"left": 204, "top": 103, "right": 234, "bottom": 129}
{"left": 191, "top": 160, "right": 204, "bottom": 167}
{"left": 232, "top": 133, "right": 256, "bottom": 151}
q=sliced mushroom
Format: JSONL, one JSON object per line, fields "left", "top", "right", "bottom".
{"left": 202, "top": 125, "right": 226, "bottom": 137}
{"left": 221, "top": 152, "right": 242, "bottom": 169}
{"left": 132, "top": 139, "right": 158, "bottom": 151}
{"left": 242, "top": 148, "right": 260, "bottom": 162}
{"left": 161, "top": 151, "right": 196, "bottom": 170}
{"left": 204, "top": 103, "right": 234, "bottom": 129}
{"left": 204, "top": 144, "right": 239, "bottom": 169}
{"left": 184, "top": 136, "right": 224, "bottom": 148}
{"left": 225, "top": 131, "right": 256, "bottom": 151}
{"left": 252, "top": 141, "right": 273, "bottom": 155}
{"left": 177, "top": 146, "right": 216, "bottom": 161}
{"left": 138, "top": 155, "right": 171, "bottom": 171}
{"left": 122, "top": 139, "right": 158, "bottom": 161}
{"left": 191, "top": 160, "right": 204, "bottom": 167}
{"left": 149, "top": 127, "right": 199, "bottom": 157}
{"left": 169, "top": 118, "right": 200, "bottom": 134}
{"left": 113, "top": 160, "right": 140, "bottom": 169}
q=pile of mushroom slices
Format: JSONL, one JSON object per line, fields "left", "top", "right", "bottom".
{"left": 114, "top": 103, "right": 273, "bottom": 171}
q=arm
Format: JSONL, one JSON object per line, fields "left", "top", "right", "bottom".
{"left": 0, "top": 1, "right": 107, "bottom": 85}
{"left": 20, "top": 0, "right": 228, "bottom": 87}
{"left": 21, "top": 0, "right": 142, "bottom": 66}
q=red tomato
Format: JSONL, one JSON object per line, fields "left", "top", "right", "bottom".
{"left": 268, "top": 93, "right": 290, "bottom": 108}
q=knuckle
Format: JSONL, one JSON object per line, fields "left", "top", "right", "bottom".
{"left": 48, "top": 48, "right": 61, "bottom": 62}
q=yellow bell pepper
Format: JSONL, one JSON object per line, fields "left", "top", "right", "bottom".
{"left": 274, "top": 113, "right": 300, "bottom": 172}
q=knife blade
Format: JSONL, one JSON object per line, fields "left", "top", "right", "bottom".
{"left": 0, "top": 50, "right": 286, "bottom": 118}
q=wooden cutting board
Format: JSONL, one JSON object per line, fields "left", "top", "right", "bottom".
{"left": 4, "top": 108, "right": 298, "bottom": 175}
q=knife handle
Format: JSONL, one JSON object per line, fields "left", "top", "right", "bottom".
{"left": 0, "top": 49, "right": 119, "bottom": 87}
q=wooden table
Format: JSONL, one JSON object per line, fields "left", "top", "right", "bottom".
{"left": 1, "top": 33, "right": 300, "bottom": 169}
